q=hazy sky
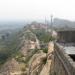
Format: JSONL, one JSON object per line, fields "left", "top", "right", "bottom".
{"left": 0, "top": 0, "right": 75, "bottom": 21}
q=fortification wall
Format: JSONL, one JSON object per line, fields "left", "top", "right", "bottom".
{"left": 54, "top": 43, "right": 75, "bottom": 75}
{"left": 57, "top": 31, "right": 75, "bottom": 43}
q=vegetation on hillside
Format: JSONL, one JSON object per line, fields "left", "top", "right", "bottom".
{"left": 31, "top": 29, "right": 54, "bottom": 43}
{"left": 0, "top": 30, "right": 22, "bottom": 65}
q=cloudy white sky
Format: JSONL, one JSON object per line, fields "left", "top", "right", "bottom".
{"left": 0, "top": 0, "right": 75, "bottom": 21}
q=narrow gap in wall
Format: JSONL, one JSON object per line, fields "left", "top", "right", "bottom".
{"left": 69, "top": 54, "right": 75, "bottom": 61}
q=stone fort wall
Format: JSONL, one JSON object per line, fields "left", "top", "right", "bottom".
{"left": 53, "top": 43, "right": 75, "bottom": 75}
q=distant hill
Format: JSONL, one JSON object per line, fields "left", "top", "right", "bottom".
{"left": 53, "top": 18, "right": 75, "bottom": 29}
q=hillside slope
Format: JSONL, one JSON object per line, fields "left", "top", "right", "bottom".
{"left": 0, "top": 22, "right": 55, "bottom": 75}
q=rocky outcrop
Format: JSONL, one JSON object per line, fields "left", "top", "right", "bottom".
{"left": 27, "top": 41, "right": 54, "bottom": 75}
{"left": 0, "top": 58, "right": 21, "bottom": 75}
{"left": 39, "top": 41, "right": 54, "bottom": 75}
{"left": 27, "top": 50, "right": 46, "bottom": 75}
{"left": 20, "top": 29, "right": 40, "bottom": 57}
